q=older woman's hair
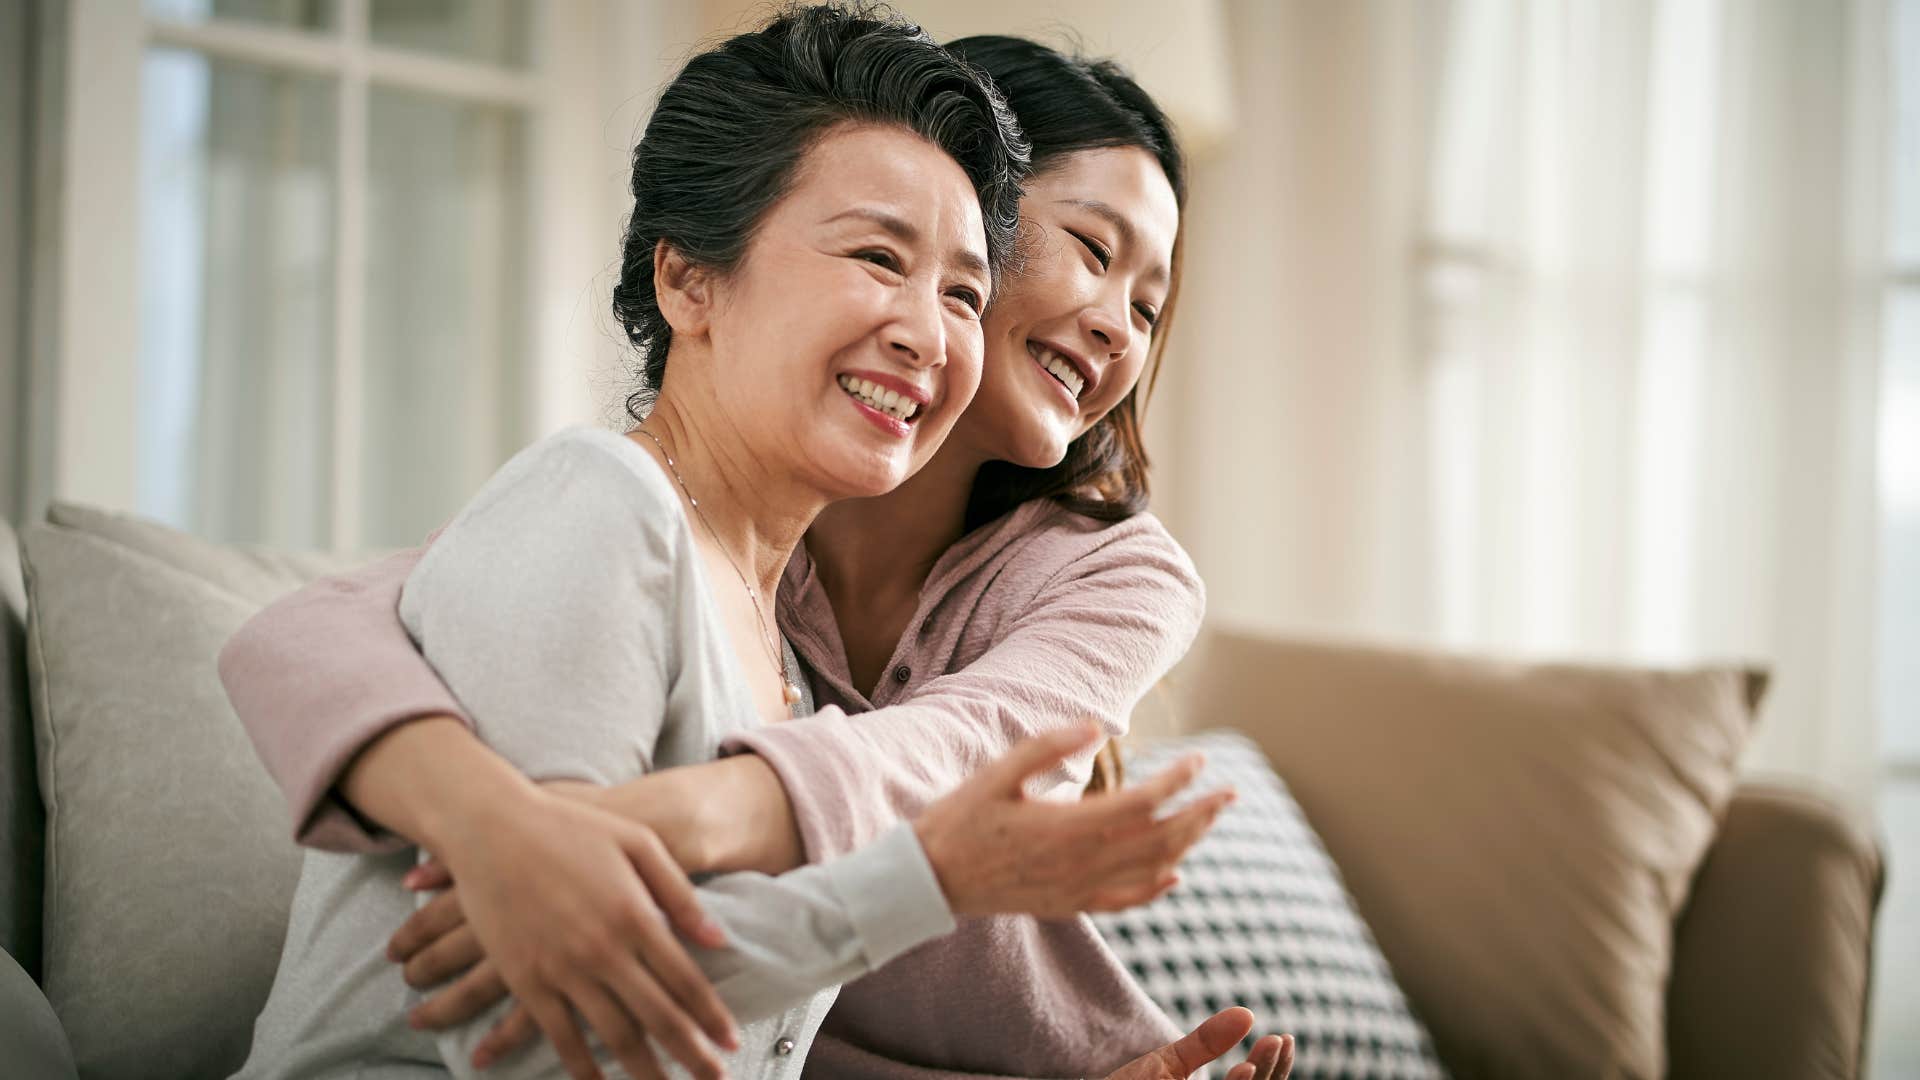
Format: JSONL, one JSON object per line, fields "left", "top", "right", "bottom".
{"left": 616, "top": 3, "right": 1030, "bottom": 416}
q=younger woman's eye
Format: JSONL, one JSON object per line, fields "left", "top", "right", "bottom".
{"left": 1068, "top": 230, "right": 1112, "bottom": 271}
{"left": 1134, "top": 302, "right": 1160, "bottom": 328}
{"left": 857, "top": 249, "right": 903, "bottom": 272}
{"left": 948, "top": 286, "right": 985, "bottom": 315}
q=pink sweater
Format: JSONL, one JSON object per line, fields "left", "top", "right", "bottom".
{"left": 218, "top": 496, "right": 1204, "bottom": 1079}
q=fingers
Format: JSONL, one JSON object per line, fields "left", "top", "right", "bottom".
{"left": 1083, "top": 871, "right": 1181, "bottom": 913}
{"left": 1241, "top": 1034, "right": 1282, "bottom": 1080}
{"left": 388, "top": 888, "right": 467, "bottom": 963}
{"left": 1226, "top": 1066, "right": 1255, "bottom": 1080}
{"left": 1124, "top": 752, "right": 1210, "bottom": 816}
{"left": 598, "top": 953, "right": 726, "bottom": 1080}
{"left": 1247, "top": 1033, "right": 1293, "bottom": 1080}
{"left": 518, "top": 992, "right": 601, "bottom": 1080}
{"left": 1092, "top": 789, "right": 1232, "bottom": 879}
{"left": 1058, "top": 753, "right": 1209, "bottom": 836}
{"left": 402, "top": 925, "right": 485, "bottom": 989}
{"left": 408, "top": 959, "right": 508, "bottom": 1030}
{"left": 983, "top": 724, "right": 1104, "bottom": 796}
{"left": 1273, "top": 1033, "right": 1296, "bottom": 1080}
{"left": 1073, "top": 789, "right": 1231, "bottom": 913}
{"left": 608, "top": 876, "right": 738, "bottom": 1053}
{"left": 401, "top": 856, "right": 454, "bottom": 892}
{"left": 568, "top": 980, "right": 668, "bottom": 1080}
{"left": 620, "top": 822, "right": 727, "bottom": 949}
{"left": 471, "top": 1004, "right": 539, "bottom": 1069}
{"left": 1158, "top": 1006, "right": 1255, "bottom": 1074}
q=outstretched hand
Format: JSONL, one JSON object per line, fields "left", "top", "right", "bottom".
{"left": 1106, "top": 1008, "right": 1293, "bottom": 1080}
{"left": 913, "top": 724, "right": 1234, "bottom": 918}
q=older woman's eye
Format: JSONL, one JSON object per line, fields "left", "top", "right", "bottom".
{"left": 948, "top": 286, "right": 984, "bottom": 315}
{"left": 857, "top": 249, "right": 902, "bottom": 272}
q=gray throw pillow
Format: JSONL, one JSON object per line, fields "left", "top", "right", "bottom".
{"left": 21, "top": 503, "right": 364, "bottom": 1080}
{"left": 1093, "top": 731, "right": 1450, "bottom": 1080}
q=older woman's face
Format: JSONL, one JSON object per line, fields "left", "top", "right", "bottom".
{"left": 699, "top": 123, "right": 991, "bottom": 499}
{"left": 956, "top": 146, "right": 1179, "bottom": 468}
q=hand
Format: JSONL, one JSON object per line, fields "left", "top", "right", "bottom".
{"left": 1105, "top": 1008, "right": 1293, "bottom": 1080}
{"left": 913, "top": 725, "right": 1234, "bottom": 918}
{"left": 391, "top": 784, "right": 660, "bottom": 1067}
{"left": 417, "top": 782, "right": 739, "bottom": 1080}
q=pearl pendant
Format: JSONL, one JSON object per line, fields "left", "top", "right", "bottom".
{"left": 782, "top": 681, "right": 803, "bottom": 706}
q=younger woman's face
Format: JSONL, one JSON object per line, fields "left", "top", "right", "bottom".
{"left": 689, "top": 123, "right": 993, "bottom": 499}
{"left": 955, "top": 146, "right": 1180, "bottom": 468}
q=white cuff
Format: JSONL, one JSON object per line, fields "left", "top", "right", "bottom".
{"left": 823, "top": 820, "right": 957, "bottom": 969}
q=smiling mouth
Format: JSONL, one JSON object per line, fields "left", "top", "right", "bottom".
{"left": 837, "top": 374, "right": 922, "bottom": 423}
{"left": 1027, "top": 342, "right": 1086, "bottom": 400}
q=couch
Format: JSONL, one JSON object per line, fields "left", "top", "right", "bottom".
{"left": 0, "top": 505, "right": 1890, "bottom": 1078}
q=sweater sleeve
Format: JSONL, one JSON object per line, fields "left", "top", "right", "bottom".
{"left": 218, "top": 544, "right": 470, "bottom": 853}
{"left": 723, "top": 517, "right": 1205, "bottom": 863}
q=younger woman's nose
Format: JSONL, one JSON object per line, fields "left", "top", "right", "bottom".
{"left": 1081, "top": 298, "right": 1131, "bottom": 358}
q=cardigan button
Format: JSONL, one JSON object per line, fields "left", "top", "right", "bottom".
{"left": 774, "top": 1037, "right": 796, "bottom": 1056}
{"left": 891, "top": 664, "right": 911, "bottom": 684}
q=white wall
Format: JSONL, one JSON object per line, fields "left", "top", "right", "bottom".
{"left": 1147, "top": 1, "right": 1443, "bottom": 642}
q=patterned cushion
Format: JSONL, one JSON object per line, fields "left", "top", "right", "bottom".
{"left": 1092, "top": 731, "right": 1448, "bottom": 1079}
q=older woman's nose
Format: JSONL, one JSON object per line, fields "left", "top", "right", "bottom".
{"left": 887, "top": 287, "right": 947, "bottom": 369}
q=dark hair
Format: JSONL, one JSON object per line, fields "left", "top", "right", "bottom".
{"left": 947, "top": 36, "right": 1188, "bottom": 531}
{"left": 614, "top": 3, "right": 1029, "bottom": 419}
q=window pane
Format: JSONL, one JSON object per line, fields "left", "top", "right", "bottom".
{"left": 139, "top": 47, "right": 336, "bottom": 547}
{"left": 1882, "top": 286, "right": 1920, "bottom": 759}
{"left": 1893, "top": 0, "right": 1919, "bottom": 265}
{"left": 145, "top": 0, "right": 335, "bottom": 32}
{"left": 361, "top": 86, "right": 528, "bottom": 546}
{"left": 368, "top": 0, "right": 533, "bottom": 69}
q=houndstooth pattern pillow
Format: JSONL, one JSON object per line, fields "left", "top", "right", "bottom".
{"left": 1092, "top": 731, "right": 1449, "bottom": 1080}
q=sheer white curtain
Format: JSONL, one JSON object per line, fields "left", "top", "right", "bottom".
{"left": 1153, "top": 0, "right": 1891, "bottom": 798}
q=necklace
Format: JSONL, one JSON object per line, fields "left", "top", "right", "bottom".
{"left": 635, "top": 424, "right": 803, "bottom": 707}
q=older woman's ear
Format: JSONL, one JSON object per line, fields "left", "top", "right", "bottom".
{"left": 653, "top": 239, "right": 714, "bottom": 338}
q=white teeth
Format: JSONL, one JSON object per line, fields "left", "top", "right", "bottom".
{"left": 836, "top": 374, "right": 920, "bottom": 422}
{"left": 1031, "top": 345, "right": 1085, "bottom": 398}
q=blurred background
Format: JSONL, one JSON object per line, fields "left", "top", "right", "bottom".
{"left": 0, "top": 0, "right": 1913, "bottom": 1073}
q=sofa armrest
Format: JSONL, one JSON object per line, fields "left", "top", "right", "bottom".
{"left": 1666, "top": 780, "right": 1886, "bottom": 1080}
{"left": 0, "top": 945, "right": 77, "bottom": 1080}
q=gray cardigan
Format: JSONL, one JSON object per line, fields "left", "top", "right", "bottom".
{"left": 233, "top": 427, "right": 954, "bottom": 1079}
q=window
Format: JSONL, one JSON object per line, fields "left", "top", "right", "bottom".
{"left": 47, "top": 0, "right": 608, "bottom": 549}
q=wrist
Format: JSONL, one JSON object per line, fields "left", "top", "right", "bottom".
{"left": 911, "top": 812, "right": 965, "bottom": 916}
{"left": 427, "top": 762, "right": 544, "bottom": 856}
{"left": 716, "top": 753, "right": 805, "bottom": 874}
{"left": 357, "top": 717, "right": 540, "bottom": 854}
{"left": 630, "top": 755, "right": 804, "bottom": 875}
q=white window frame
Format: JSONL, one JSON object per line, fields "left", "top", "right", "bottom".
{"left": 42, "top": 0, "right": 632, "bottom": 549}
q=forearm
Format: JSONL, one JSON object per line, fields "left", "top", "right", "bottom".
{"left": 338, "top": 715, "right": 540, "bottom": 852}
{"left": 596, "top": 754, "right": 805, "bottom": 875}
{"left": 673, "top": 821, "right": 953, "bottom": 1023}
{"left": 732, "top": 530, "right": 1205, "bottom": 864}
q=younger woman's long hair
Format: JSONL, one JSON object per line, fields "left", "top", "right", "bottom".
{"left": 950, "top": 38, "right": 1188, "bottom": 795}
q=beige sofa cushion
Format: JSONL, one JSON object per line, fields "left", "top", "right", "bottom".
{"left": 1172, "top": 627, "right": 1762, "bottom": 1080}
{"left": 20, "top": 504, "right": 362, "bottom": 1080}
